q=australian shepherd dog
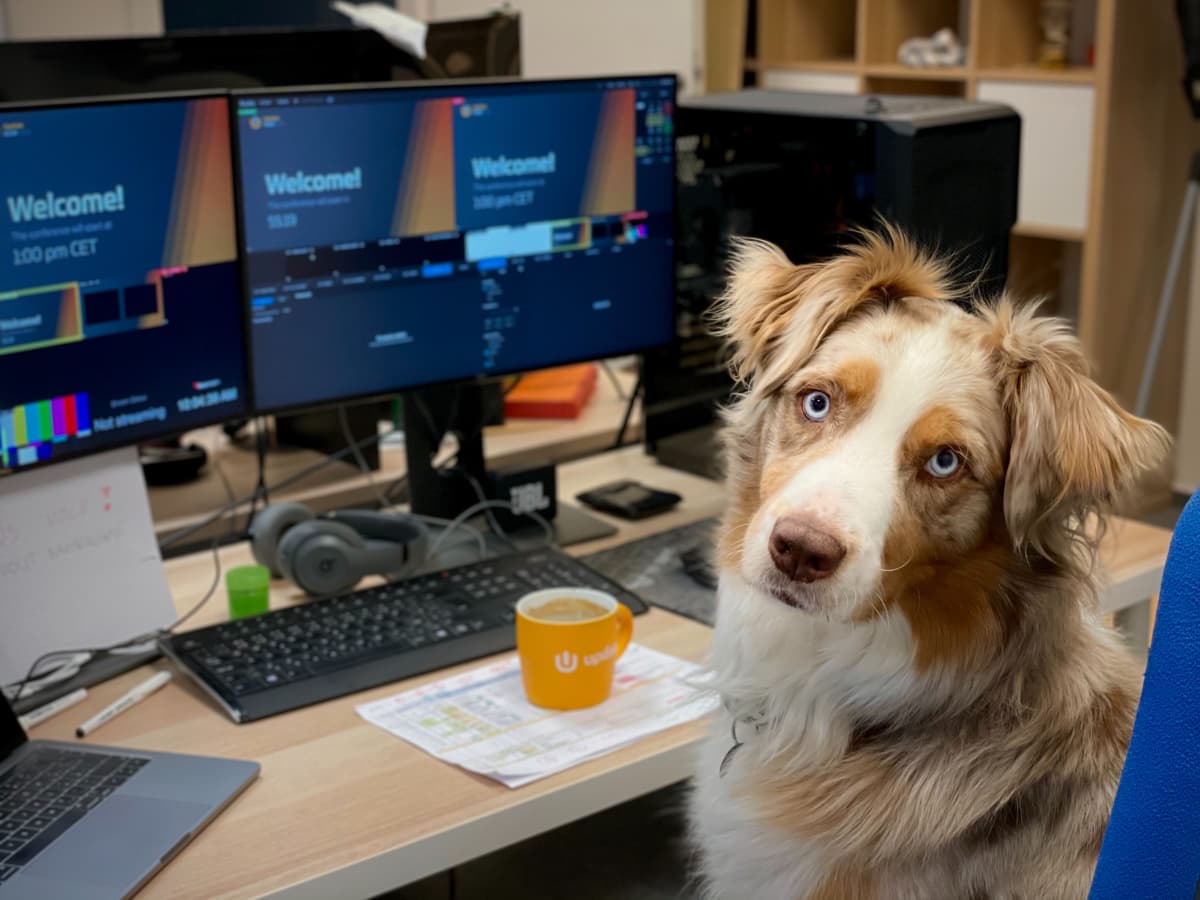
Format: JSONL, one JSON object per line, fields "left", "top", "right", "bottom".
{"left": 688, "top": 228, "right": 1170, "bottom": 899}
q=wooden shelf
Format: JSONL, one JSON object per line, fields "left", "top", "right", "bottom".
{"left": 710, "top": 0, "right": 1196, "bottom": 457}
{"left": 976, "top": 65, "right": 1095, "bottom": 84}
{"left": 757, "top": 62, "right": 1095, "bottom": 86}
{"left": 863, "top": 63, "right": 967, "bottom": 81}
{"left": 861, "top": 0, "right": 966, "bottom": 67}
{"left": 757, "top": 0, "right": 856, "bottom": 69}
{"left": 763, "top": 59, "right": 859, "bottom": 73}
{"left": 1012, "top": 222, "right": 1088, "bottom": 242}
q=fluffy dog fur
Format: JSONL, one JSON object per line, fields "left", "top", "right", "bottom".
{"left": 688, "top": 228, "right": 1170, "bottom": 900}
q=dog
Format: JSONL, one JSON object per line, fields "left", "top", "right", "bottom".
{"left": 688, "top": 228, "right": 1170, "bottom": 900}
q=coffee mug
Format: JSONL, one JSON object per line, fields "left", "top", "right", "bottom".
{"left": 516, "top": 587, "right": 634, "bottom": 710}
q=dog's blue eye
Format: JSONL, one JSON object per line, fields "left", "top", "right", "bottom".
{"left": 801, "top": 391, "right": 831, "bottom": 421}
{"left": 925, "top": 447, "right": 962, "bottom": 478}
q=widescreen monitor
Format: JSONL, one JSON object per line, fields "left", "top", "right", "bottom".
{"left": 0, "top": 93, "right": 249, "bottom": 473}
{"left": 233, "top": 74, "right": 677, "bottom": 413}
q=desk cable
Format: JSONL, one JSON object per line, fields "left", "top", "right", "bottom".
{"left": 158, "top": 421, "right": 403, "bottom": 554}
{"left": 5, "top": 539, "right": 225, "bottom": 706}
{"left": 337, "top": 403, "right": 550, "bottom": 563}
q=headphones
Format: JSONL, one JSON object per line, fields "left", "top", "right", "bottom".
{"left": 249, "top": 502, "right": 430, "bottom": 597}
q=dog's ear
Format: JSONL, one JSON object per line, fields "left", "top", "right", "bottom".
{"left": 712, "top": 226, "right": 957, "bottom": 388}
{"left": 709, "top": 238, "right": 810, "bottom": 383}
{"left": 987, "top": 299, "right": 1170, "bottom": 556}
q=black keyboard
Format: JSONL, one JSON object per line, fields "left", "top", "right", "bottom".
{"left": 161, "top": 547, "right": 651, "bottom": 723}
{"left": 0, "top": 748, "right": 148, "bottom": 880}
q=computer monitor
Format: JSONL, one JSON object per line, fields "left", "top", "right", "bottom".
{"left": 0, "top": 93, "right": 249, "bottom": 473}
{"left": 234, "top": 74, "right": 676, "bottom": 412}
{"left": 233, "top": 74, "right": 676, "bottom": 523}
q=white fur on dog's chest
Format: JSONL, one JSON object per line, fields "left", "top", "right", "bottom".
{"left": 691, "top": 712, "right": 834, "bottom": 900}
{"left": 688, "top": 575, "right": 929, "bottom": 899}
{"left": 707, "top": 574, "right": 924, "bottom": 765}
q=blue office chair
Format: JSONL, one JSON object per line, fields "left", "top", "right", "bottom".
{"left": 1091, "top": 491, "right": 1200, "bottom": 900}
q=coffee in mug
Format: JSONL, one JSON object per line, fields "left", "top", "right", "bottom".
{"left": 525, "top": 597, "right": 609, "bottom": 623}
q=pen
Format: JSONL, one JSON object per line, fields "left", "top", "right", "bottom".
{"left": 75, "top": 672, "right": 171, "bottom": 739}
{"left": 18, "top": 688, "right": 88, "bottom": 730}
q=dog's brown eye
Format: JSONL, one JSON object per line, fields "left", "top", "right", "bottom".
{"left": 800, "top": 390, "right": 832, "bottom": 421}
{"left": 924, "top": 447, "right": 962, "bottom": 479}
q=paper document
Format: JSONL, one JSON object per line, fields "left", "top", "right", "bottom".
{"left": 0, "top": 448, "right": 175, "bottom": 685}
{"left": 331, "top": 2, "right": 428, "bottom": 59}
{"left": 357, "top": 644, "right": 718, "bottom": 788}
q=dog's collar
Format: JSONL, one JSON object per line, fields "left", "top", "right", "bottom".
{"left": 719, "top": 699, "right": 769, "bottom": 778}
{"left": 717, "top": 701, "right": 895, "bottom": 777}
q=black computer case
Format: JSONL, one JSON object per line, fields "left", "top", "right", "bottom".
{"left": 647, "top": 90, "right": 1020, "bottom": 477}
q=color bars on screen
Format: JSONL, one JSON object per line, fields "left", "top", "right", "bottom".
{"left": 0, "top": 392, "right": 91, "bottom": 467}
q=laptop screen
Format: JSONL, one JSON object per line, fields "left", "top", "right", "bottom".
{"left": 0, "top": 694, "right": 26, "bottom": 759}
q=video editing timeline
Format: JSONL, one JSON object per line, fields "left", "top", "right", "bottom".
{"left": 236, "top": 76, "right": 677, "bottom": 412}
{"left": 0, "top": 96, "right": 249, "bottom": 472}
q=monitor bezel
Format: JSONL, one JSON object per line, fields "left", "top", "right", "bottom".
{"left": 230, "top": 73, "right": 679, "bottom": 418}
{"left": 0, "top": 89, "right": 253, "bottom": 476}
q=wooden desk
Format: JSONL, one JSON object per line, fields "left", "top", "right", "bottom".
{"left": 35, "top": 448, "right": 718, "bottom": 900}
{"left": 28, "top": 448, "right": 1171, "bottom": 899}
{"left": 151, "top": 365, "right": 641, "bottom": 546}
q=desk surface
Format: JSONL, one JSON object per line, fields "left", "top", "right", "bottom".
{"left": 29, "top": 447, "right": 1172, "bottom": 899}
{"left": 36, "top": 447, "right": 721, "bottom": 900}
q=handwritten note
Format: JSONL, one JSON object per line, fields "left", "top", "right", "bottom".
{"left": 0, "top": 448, "right": 175, "bottom": 685}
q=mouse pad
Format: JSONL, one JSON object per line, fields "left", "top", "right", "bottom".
{"left": 581, "top": 518, "right": 718, "bottom": 625}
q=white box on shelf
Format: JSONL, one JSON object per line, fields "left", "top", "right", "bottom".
{"left": 976, "top": 80, "right": 1094, "bottom": 232}
{"left": 761, "top": 69, "right": 859, "bottom": 94}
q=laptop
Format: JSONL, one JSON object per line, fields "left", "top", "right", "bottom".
{"left": 0, "top": 692, "right": 258, "bottom": 899}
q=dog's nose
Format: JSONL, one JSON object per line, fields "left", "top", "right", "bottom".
{"left": 768, "top": 517, "right": 846, "bottom": 583}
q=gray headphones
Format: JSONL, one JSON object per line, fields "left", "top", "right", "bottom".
{"left": 249, "top": 502, "right": 430, "bottom": 597}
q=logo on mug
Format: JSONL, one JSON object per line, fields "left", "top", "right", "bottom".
{"left": 553, "top": 651, "right": 579, "bottom": 674}
{"left": 584, "top": 643, "right": 618, "bottom": 667}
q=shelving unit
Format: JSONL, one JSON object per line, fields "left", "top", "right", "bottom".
{"left": 711, "top": 0, "right": 1199, "bottom": 472}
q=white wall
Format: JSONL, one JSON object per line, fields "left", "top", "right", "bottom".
{"left": 0, "top": 0, "right": 161, "bottom": 39}
{"left": 2, "top": 0, "right": 703, "bottom": 94}
{"left": 406, "top": 0, "right": 704, "bottom": 93}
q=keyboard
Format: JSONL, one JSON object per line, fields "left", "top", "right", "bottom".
{"left": 161, "top": 547, "right": 651, "bottom": 723}
{"left": 582, "top": 518, "right": 719, "bottom": 626}
{"left": 0, "top": 748, "right": 148, "bottom": 880}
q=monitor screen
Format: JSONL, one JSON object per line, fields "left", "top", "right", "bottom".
{"left": 234, "top": 75, "right": 676, "bottom": 413}
{"left": 0, "top": 94, "right": 248, "bottom": 472}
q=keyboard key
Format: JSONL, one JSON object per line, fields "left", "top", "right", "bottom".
{"left": 0, "top": 865, "right": 15, "bottom": 882}
{"left": 8, "top": 808, "right": 85, "bottom": 867}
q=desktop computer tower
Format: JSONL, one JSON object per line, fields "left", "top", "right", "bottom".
{"left": 646, "top": 90, "right": 1020, "bottom": 478}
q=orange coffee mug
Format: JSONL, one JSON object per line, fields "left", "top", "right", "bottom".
{"left": 515, "top": 588, "right": 634, "bottom": 710}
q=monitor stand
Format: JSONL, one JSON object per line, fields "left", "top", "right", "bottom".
{"left": 402, "top": 383, "right": 616, "bottom": 548}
